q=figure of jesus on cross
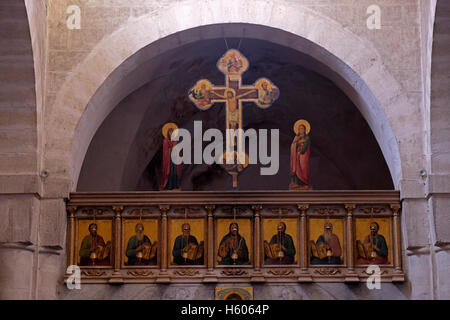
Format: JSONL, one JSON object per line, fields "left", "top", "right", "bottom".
{"left": 189, "top": 49, "right": 279, "bottom": 189}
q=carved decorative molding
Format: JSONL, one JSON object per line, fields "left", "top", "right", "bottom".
{"left": 222, "top": 207, "right": 248, "bottom": 215}
{"left": 221, "top": 269, "right": 248, "bottom": 276}
{"left": 313, "top": 208, "right": 339, "bottom": 215}
{"left": 173, "top": 207, "right": 202, "bottom": 214}
{"left": 159, "top": 205, "right": 170, "bottom": 214}
{"left": 314, "top": 268, "right": 341, "bottom": 276}
{"left": 267, "top": 269, "right": 295, "bottom": 276}
{"left": 81, "top": 208, "right": 106, "bottom": 215}
{"left": 67, "top": 206, "right": 77, "bottom": 215}
{"left": 173, "top": 269, "right": 200, "bottom": 276}
{"left": 112, "top": 206, "right": 124, "bottom": 213}
{"left": 82, "top": 270, "right": 106, "bottom": 277}
{"left": 345, "top": 204, "right": 356, "bottom": 214}
{"left": 362, "top": 269, "right": 388, "bottom": 276}
{"left": 359, "top": 208, "right": 386, "bottom": 214}
{"left": 69, "top": 190, "right": 401, "bottom": 206}
{"left": 129, "top": 208, "right": 155, "bottom": 216}
{"left": 270, "top": 208, "right": 293, "bottom": 214}
{"left": 390, "top": 204, "right": 401, "bottom": 215}
{"left": 127, "top": 270, "right": 154, "bottom": 277}
{"left": 252, "top": 205, "right": 263, "bottom": 213}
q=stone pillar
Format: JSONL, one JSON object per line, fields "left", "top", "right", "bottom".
{"left": 204, "top": 205, "right": 217, "bottom": 283}
{"left": 0, "top": 196, "right": 66, "bottom": 299}
{"left": 36, "top": 198, "right": 66, "bottom": 299}
{"left": 251, "top": 205, "right": 264, "bottom": 282}
{"left": 109, "top": 206, "right": 123, "bottom": 284}
{"left": 157, "top": 205, "right": 170, "bottom": 283}
{"left": 344, "top": 204, "right": 358, "bottom": 282}
{"left": 298, "top": 204, "right": 312, "bottom": 282}
{"left": 0, "top": 195, "right": 38, "bottom": 299}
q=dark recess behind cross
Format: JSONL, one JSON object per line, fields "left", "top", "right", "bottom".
{"left": 78, "top": 38, "right": 393, "bottom": 191}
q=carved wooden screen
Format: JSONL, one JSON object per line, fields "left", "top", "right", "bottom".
{"left": 66, "top": 191, "right": 404, "bottom": 284}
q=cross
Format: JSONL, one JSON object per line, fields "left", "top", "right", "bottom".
{"left": 188, "top": 49, "right": 279, "bottom": 188}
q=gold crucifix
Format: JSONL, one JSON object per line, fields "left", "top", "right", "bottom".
{"left": 188, "top": 49, "right": 280, "bottom": 189}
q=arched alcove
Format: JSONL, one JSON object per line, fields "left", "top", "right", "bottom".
{"left": 77, "top": 36, "right": 394, "bottom": 191}
{"left": 43, "top": 1, "right": 409, "bottom": 196}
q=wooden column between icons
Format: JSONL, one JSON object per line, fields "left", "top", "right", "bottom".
{"left": 110, "top": 206, "right": 124, "bottom": 284}
{"left": 251, "top": 205, "right": 264, "bottom": 282}
{"left": 203, "top": 205, "right": 217, "bottom": 283}
{"left": 391, "top": 204, "right": 402, "bottom": 272}
{"left": 67, "top": 206, "right": 77, "bottom": 267}
{"left": 298, "top": 204, "right": 312, "bottom": 282}
{"left": 157, "top": 205, "right": 170, "bottom": 283}
{"left": 344, "top": 204, "right": 359, "bottom": 282}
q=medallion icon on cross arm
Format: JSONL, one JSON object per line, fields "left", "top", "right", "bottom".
{"left": 188, "top": 49, "right": 280, "bottom": 189}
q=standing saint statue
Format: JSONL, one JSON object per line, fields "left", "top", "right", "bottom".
{"left": 160, "top": 122, "right": 181, "bottom": 191}
{"left": 290, "top": 119, "right": 312, "bottom": 190}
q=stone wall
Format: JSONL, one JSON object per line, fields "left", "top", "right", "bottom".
{"left": 0, "top": 0, "right": 39, "bottom": 299}
{"left": 61, "top": 283, "right": 409, "bottom": 300}
{"left": 0, "top": 0, "right": 38, "bottom": 192}
{"left": 43, "top": 0, "right": 423, "bottom": 196}
{"left": 0, "top": 0, "right": 67, "bottom": 300}
{"left": 0, "top": 0, "right": 448, "bottom": 299}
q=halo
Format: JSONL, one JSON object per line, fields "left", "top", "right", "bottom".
{"left": 294, "top": 119, "right": 311, "bottom": 135}
{"left": 255, "top": 78, "right": 273, "bottom": 90}
{"left": 162, "top": 122, "right": 178, "bottom": 139}
{"left": 197, "top": 79, "right": 212, "bottom": 90}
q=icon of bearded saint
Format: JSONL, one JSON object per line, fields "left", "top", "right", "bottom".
{"left": 356, "top": 222, "right": 389, "bottom": 265}
{"left": 264, "top": 222, "right": 296, "bottom": 265}
{"left": 172, "top": 223, "right": 204, "bottom": 265}
{"left": 310, "top": 222, "right": 342, "bottom": 265}
{"left": 126, "top": 223, "right": 157, "bottom": 265}
{"left": 79, "top": 223, "right": 111, "bottom": 266}
{"left": 218, "top": 222, "right": 249, "bottom": 265}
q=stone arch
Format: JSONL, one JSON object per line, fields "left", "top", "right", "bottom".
{"left": 428, "top": 0, "right": 450, "bottom": 299}
{"left": 45, "top": 0, "right": 411, "bottom": 194}
{"left": 430, "top": 0, "right": 450, "bottom": 177}
{"left": 0, "top": 0, "right": 39, "bottom": 191}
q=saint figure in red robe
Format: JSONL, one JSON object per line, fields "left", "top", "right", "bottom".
{"left": 160, "top": 123, "right": 181, "bottom": 191}
{"left": 290, "top": 120, "right": 311, "bottom": 190}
